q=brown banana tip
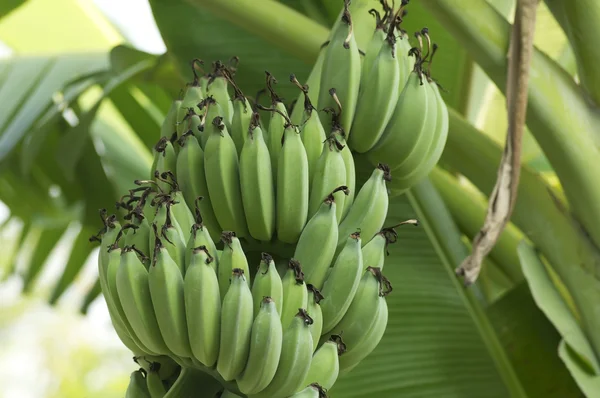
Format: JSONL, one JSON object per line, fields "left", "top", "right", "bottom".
{"left": 296, "top": 308, "right": 314, "bottom": 325}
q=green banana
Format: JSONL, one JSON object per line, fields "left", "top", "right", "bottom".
{"left": 281, "top": 259, "right": 308, "bottom": 329}
{"left": 265, "top": 72, "right": 289, "bottom": 185}
{"left": 303, "top": 335, "right": 346, "bottom": 390}
{"left": 126, "top": 369, "right": 151, "bottom": 398}
{"left": 146, "top": 363, "right": 167, "bottom": 398}
{"left": 361, "top": 220, "right": 418, "bottom": 270}
{"left": 251, "top": 253, "right": 283, "bottom": 316}
{"left": 318, "top": 0, "right": 361, "bottom": 137}
{"left": 294, "top": 187, "right": 346, "bottom": 289}
{"left": 306, "top": 284, "right": 324, "bottom": 352}
{"left": 217, "top": 231, "right": 251, "bottom": 299}
{"left": 320, "top": 232, "right": 363, "bottom": 334}
{"left": 250, "top": 309, "right": 314, "bottom": 398}
{"left": 152, "top": 212, "right": 186, "bottom": 274}
{"left": 206, "top": 61, "right": 234, "bottom": 129}
{"left": 116, "top": 247, "right": 170, "bottom": 355}
{"left": 105, "top": 244, "right": 157, "bottom": 355}
{"left": 236, "top": 297, "right": 284, "bottom": 395}
{"left": 151, "top": 138, "right": 177, "bottom": 193}
{"left": 322, "top": 267, "right": 391, "bottom": 354}
{"left": 339, "top": 291, "right": 389, "bottom": 373}
{"left": 184, "top": 246, "right": 221, "bottom": 367}
{"left": 168, "top": 188, "right": 194, "bottom": 242}
{"left": 288, "top": 384, "right": 327, "bottom": 398}
{"left": 184, "top": 199, "right": 220, "bottom": 271}
{"left": 290, "top": 74, "right": 326, "bottom": 183}
{"left": 390, "top": 70, "right": 438, "bottom": 178}
{"left": 179, "top": 59, "right": 206, "bottom": 111}
{"left": 361, "top": 10, "right": 390, "bottom": 77}
{"left": 337, "top": 164, "right": 390, "bottom": 251}
{"left": 276, "top": 123, "right": 309, "bottom": 244}
{"left": 160, "top": 100, "right": 181, "bottom": 140}
{"left": 176, "top": 107, "right": 202, "bottom": 140}
{"left": 239, "top": 112, "right": 276, "bottom": 242}
{"left": 308, "top": 135, "right": 347, "bottom": 224}
{"left": 204, "top": 116, "right": 249, "bottom": 237}
{"left": 225, "top": 71, "right": 253, "bottom": 155}
{"left": 217, "top": 268, "right": 254, "bottom": 381}
{"left": 175, "top": 133, "right": 221, "bottom": 242}
{"left": 350, "top": 26, "right": 401, "bottom": 153}
{"left": 149, "top": 238, "right": 192, "bottom": 358}
{"left": 336, "top": 131, "right": 356, "bottom": 219}
{"left": 198, "top": 96, "right": 226, "bottom": 149}
{"left": 367, "top": 46, "right": 437, "bottom": 175}
{"left": 95, "top": 216, "right": 146, "bottom": 354}
{"left": 290, "top": 48, "right": 325, "bottom": 125}
{"left": 389, "top": 45, "right": 449, "bottom": 193}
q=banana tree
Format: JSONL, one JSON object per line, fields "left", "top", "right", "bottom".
{"left": 0, "top": 0, "right": 599, "bottom": 396}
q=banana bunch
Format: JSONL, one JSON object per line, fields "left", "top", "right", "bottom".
{"left": 91, "top": 2, "right": 448, "bottom": 394}
{"left": 291, "top": 0, "right": 449, "bottom": 195}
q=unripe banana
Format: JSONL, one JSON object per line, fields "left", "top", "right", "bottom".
{"left": 95, "top": 216, "right": 145, "bottom": 354}
{"left": 290, "top": 48, "right": 325, "bottom": 125}
{"left": 290, "top": 75, "right": 326, "bottom": 183}
{"left": 184, "top": 202, "right": 219, "bottom": 272}
{"left": 146, "top": 363, "right": 167, "bottom": 398}
{"left": 180, "top": 59, "right": 206, "bottom": 109}
{"left": 397, "top": 33, "right": 415, "bottom": 85}
{"left": 308, "top": 135, "right": 347, "bottom": 224}
{"left": 251, "top": 253, "right": 283, "bottom": 316}
{"left": 389, "top": 72, "right": 438, "bottom": 178}
{"left": 337, "top": 132, "right": 356, "bottom": 219}
{"left": 126, "top": 369, "right": 151, "bottom": 398}
{"left": 276, "top": 123, "right": 309, "bottom": 244}
{"left": 161, "top": 100, "right": 181, "bottom": 141}
{"left": 303, "top": 335, "right": 346, "bottom": 390}
{"left": 288, "top": 384, "right": 328, "bottom": 398}
{"left": 281, "top": 259, "right": 308, "bottom": 329}
{"left": 217, "top": 231, "right": 251, "bottom": 300}
{"left": 318, "top": 0, "right": 361, "bottom": 136}
{"left": 250, "top": 309, "right": 314, "bottom": 398}
{"left": 204, "top": 116, "right": 249, "bottom": 237}
{"left": 149, "top": 238, "right": 192, "bottom": 358}
{"left": 122, "top": 206, "right": 152, "bottom": 267}
{"left": 227, "top": 80, "right": 253, "bottom": 155}
{"left": 198, "top": 96, "right": 226, "bottom": 149}
{"left": 306, "top": 284, "right": 324, "bottom": 352}
{"left": 367, "top": 50, "right": 437, "bottom": 175}
{"left": 320, "top": 232, "right": 363, "bottom": 334}
{"left": 148, "top": 201, "right": 184, "bottom": 267}
{"left": 176, "top": 107, "right": 202, "bottom": 139}
{"left": 360, "top": 10, "right": 388, "bottom": 81}
{"left": 239, "top": 113, "right": 276, "bottom": 242}
{"left": 168, "top": 188, "right": 194, "bottom": 242}
{"left": 322, "top": 267, "right": 392, "bottom": 354}
{"left": 184, "top": 246, "right": 221, "bottom": 367}
{"left": 116, "top": 247, "right": 170, "bottom": 355}
{"left": 151, "top": 138, "right": 177, "bottom": 193}
{"left": 362, "top": 220, "right": 417, "bottom": 270}
{"left": 236, "top": 297, "right": 284, "bottom": 395}
{"left": 264, "top": 72, "right": 289, "bottom": 186}
{"left": 217, "top": 269, "right": 254, "bottom": 381}
{"left": 175, "top": 133, "right": 221, "bottom": 242}
{"left": 294, "top": 188, "right": 346, "bottom": 289}
{"left": 350, "top": 28, "right": 401, "bottom": 153}
{"left": 152, "top": 216, "right": 186, "bottom": 275}
{"left": 339, "top": 292, "right": 389, "bottom": 373}
{"left": 103, "top": 244, "right": 155, "bottom": 355}
{"left": 206, "top": 61, "right": 234, "bottom": 129}
{"left": 337, "top": 164, "right": 390, "bottom": 252}
{"left": 389, "top": 65, "right": 449, "bottom": 193}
